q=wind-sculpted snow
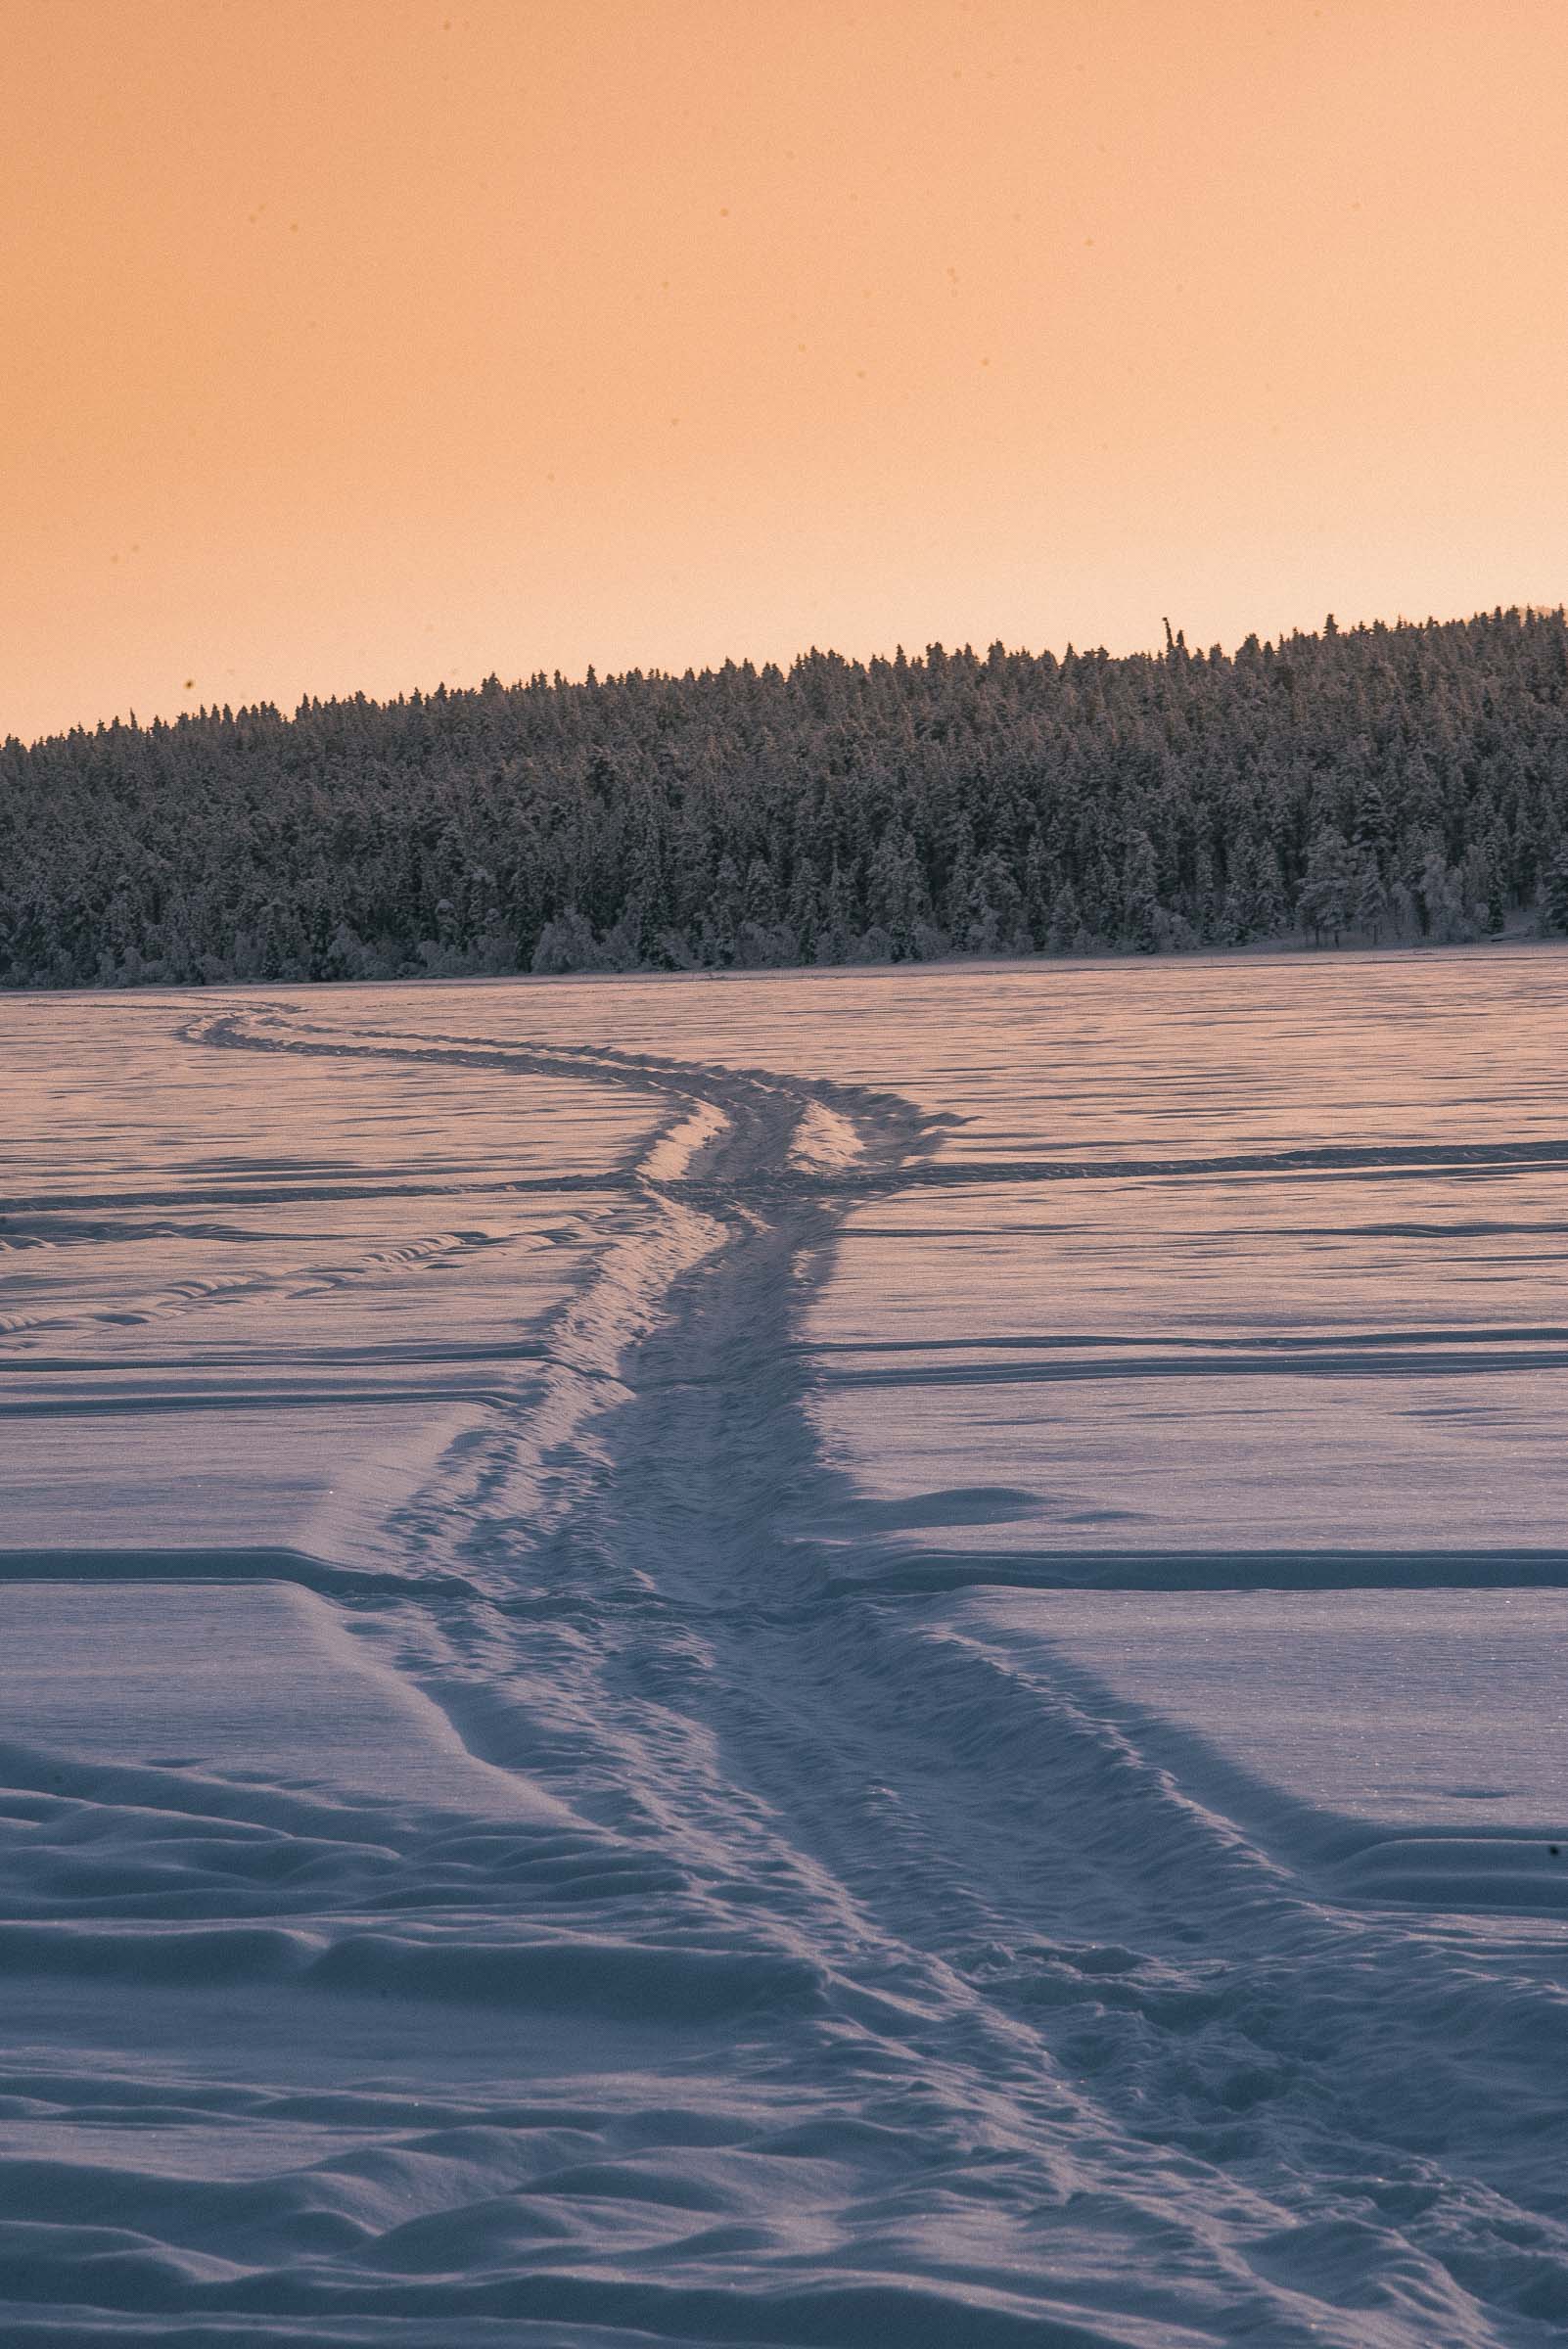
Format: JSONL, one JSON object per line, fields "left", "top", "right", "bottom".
{"left": 3, "top": 957, "right": 1568, "bottom": 2346}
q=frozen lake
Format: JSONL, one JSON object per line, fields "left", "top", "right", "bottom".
{"left": 2, "top": 948, "right": 1567, "bottom": 2346}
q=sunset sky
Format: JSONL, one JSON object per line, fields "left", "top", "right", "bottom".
{"left": 6, "top": 0, "right": 1566, "bottom": 743}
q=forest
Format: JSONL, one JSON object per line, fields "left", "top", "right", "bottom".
{"left": 4, "top": 606, "right": 1568, "bottom": 990}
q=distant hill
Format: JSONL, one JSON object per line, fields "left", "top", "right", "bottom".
{"left": 5, "top": 607, "right": 1568, "bottom": 989}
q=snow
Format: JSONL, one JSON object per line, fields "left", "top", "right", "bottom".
{"left": 944, "top": 1589, "right": 1568, "bottom": 1906}
{"left": 0, "top": 1401, "right": 484, "bottom": 1560}
{"left": 3, "top": 950, "right": 1568, "bottom": 2346}
{"left": 0, "top": 1579, "right": 563, "bottom": 1819}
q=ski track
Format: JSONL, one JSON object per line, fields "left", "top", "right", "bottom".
{"left": 2, "top": 996, "right": 1566, "bottom": 2346}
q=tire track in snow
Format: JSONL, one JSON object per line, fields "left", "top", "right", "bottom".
{"left": 167, "top": 1005, "right": 1568, "bottom": 2348}
{"left": 178, "top": 1006, "right": 925, "bottom": 1574}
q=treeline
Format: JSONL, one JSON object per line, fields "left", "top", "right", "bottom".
{"left": 5, "top": 607, "right": 1568, "bottom": 990}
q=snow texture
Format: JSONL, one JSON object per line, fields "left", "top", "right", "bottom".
{"left": 2, "top": 949, "right": 1568, "bottom": 2347}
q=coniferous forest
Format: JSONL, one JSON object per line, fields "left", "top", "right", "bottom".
{"left": 6, "top": 607, "right": 1568, "bottom": 990}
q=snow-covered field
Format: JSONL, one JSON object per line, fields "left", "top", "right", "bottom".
{"left": 2, "top": 949, "right": 1567, "bottom": 2346}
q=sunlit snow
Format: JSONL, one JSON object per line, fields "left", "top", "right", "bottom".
{"left": 3, "top": 949, "right": 1567, "bottom": 2348}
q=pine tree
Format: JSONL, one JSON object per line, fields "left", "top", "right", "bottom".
{"left": 1121, "top": 830, "right": 1160, "bottom": 952}
{"left": 1541, "top": 847, "right": 1568, "bottom": 936}
{"left": 1298, "top": 828, "right": 1353, "bottom": 945}
{"left": 1352, "top": 848, "right": 1388, "bottom": 944}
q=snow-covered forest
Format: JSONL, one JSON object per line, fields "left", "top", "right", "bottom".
{"left": 6, "top": 606, "right": 1568, "bottom": 990}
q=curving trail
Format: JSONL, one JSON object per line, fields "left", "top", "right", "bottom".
{"left": 2, "top": 995, "right": 1566, "bottom": 2346}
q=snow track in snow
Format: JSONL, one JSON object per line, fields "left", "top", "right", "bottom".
{"left": 4, "top": 976, "right": 1568, "bottom": 2345}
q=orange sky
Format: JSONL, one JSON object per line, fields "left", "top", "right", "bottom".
{"left": 6, "top": 0, "right": 1566, "bottom": 743}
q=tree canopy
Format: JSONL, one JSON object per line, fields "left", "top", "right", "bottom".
{"left": 5, "top": 607, "right": 1567, "bottom": 989}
